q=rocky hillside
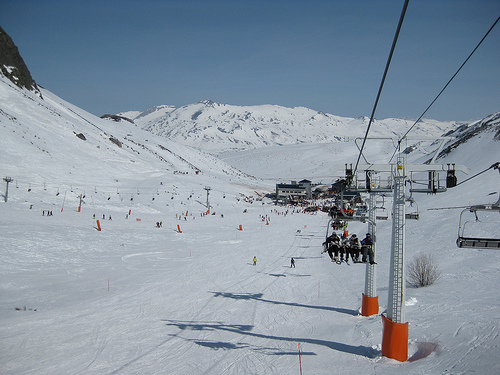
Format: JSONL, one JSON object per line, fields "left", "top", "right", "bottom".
{"left": 0, "top": 26, "right": 41, "bottom": 97}
{"left": 428, "top": 112, "right": 500, "bottom": 163}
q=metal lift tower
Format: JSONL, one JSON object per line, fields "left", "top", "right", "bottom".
{"left": 341, "top": 159, "right": 466, "bottom": 361}
{"left": 382, "top": 158, "right": 409, "bottom": 361}
{"left": 204, "top": 186, "right": 212, "bottom": 213}
{"left": 3, "top": 176, "right": 13, "bottom": 202}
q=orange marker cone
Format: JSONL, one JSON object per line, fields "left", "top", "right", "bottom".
{"left": 238, "top": 224, "right": 243, "bottom": 231}
{"left": 177, "top": 224, "right": 182, "bottom": 233}
{"left": 96, "top": 220, "right": 102, "bottom": 231}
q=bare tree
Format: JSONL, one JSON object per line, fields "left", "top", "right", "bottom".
{"left": 407, "top": 252, "right": 441, "bottom": 287}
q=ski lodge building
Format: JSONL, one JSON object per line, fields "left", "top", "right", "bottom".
{"left": 275, "top": 179, "right": 312, "bottom": 203}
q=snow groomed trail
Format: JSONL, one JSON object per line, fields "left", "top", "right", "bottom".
{"left": 1, "top": 197, "right": 382, "bottom": 375}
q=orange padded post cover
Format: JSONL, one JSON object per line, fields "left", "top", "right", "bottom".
{"left": 382, "top": 314, "right": 409, "bottom": 362}
{"left": 361, "top": 293, "right": 379, "bottom": 316}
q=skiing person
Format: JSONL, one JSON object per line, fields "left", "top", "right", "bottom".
{"left": 253, "top": 256, "right": 257, "bottom": 266}
{"left": 291, "top": 257, "right": 295, "bottom": 268}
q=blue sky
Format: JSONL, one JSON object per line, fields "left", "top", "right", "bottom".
{"left": 2, "top": 0, "right": 499, "bottom": 121}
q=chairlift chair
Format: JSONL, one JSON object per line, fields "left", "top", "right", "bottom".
{"left": 405, "top": 197, "right": 420, "bottom": 220}
{"left": 457, "top": 204, "right": 500, "bottom": 249}
{"left": 323, "top": 218, "right": 336, "bottom": 252}
{"left": 329, "top": 189, "right": 369, "bottom": 223}
{"left": 376, "top": 207, "right": 389, "bottom": 220}
{"left": 374, "top": 194, "right": 389, "bottom": 220}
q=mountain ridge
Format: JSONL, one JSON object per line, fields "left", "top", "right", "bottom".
{"left": 0, "top": 73, "right": 259, "bottom": 196}
{"left": 120, "top": 100, "right": 464, "bottom": 154}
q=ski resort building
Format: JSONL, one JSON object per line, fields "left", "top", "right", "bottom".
{"left": 275, "top": 179, "right": 312, "bottom": 203}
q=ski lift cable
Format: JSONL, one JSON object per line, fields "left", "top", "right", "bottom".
{"left": 353, "top": 0, "right": 409, "bottom": 176}
{"left": 388, "top": 15, "right": 500, "bottom": 163}
{"left": 455, "top": 162, "right": 499, "bottom": 187}
{"left": 427, "top": 205, "right": 471, "bottom": 211}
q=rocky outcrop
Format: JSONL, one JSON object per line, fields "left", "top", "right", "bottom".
{"left": 0, "top": 26, "right": 42, "bottom": 97}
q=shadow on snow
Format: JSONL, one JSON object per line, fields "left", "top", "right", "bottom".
{"left": 210, "top": 291, "right": 359, "bottom": 316}
{"left": 163, "top": 320, "right": 379, "bottom": 359}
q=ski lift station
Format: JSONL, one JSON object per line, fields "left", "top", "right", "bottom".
{"left": 275, "top": 179, "right": 313, "bottom": 203}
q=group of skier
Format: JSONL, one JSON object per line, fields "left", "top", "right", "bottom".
{"left": 322, "top": 232, "right": 376, "bottom": 265}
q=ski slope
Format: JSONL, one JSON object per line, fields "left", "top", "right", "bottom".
{"left": 1, "top": 156, "right": 500, "bottom": 374}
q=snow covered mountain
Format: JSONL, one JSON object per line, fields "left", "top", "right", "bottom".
{"left": 122, "top": 100, "right": 461, "bottom": 155}
{"left": 431, "top": 111, "right": 500, "bottom": 161}
{"left": 0, "top": 74, "right": 265, "bottom": 202}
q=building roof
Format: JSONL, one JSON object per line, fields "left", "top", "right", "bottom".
{"left": 276, "top": 184, "right": 305, "bottom": 190}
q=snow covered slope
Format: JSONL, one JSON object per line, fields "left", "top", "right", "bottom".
{"left": 0, "top": 74, "right": 263, "bottom": 200}
{"left": 118, "top": 104, "right": 177, "bottom": 126}
{"left": 131, "top": 100, "right": 460, "bottom": 154}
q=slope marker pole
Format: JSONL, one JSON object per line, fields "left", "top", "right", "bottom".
{"left": 298, "top": 343, "right": 303, "bottom": 375}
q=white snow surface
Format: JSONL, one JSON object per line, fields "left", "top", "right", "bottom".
{"left": 132, "top": 100, "right": 461, "bottom": 154}
{"left": 1, "top": 73, "right": 500, "bottom": 374}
